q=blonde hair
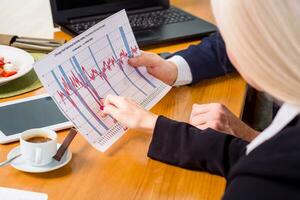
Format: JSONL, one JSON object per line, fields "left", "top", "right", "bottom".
{"left": 211, "top": 0, "right": 300, "bottom": 107}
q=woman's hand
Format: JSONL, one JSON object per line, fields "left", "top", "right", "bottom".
{"left": 102, "top": 95, "right": 158, "bottom": 133}
{"left": 189, "top": 103, "right": 259, "bottom": 142}
{"left": 128, "top": 51, "right": 178, "bottom": 85}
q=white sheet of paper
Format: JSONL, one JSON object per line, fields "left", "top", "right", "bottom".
{"left": 0, "top": 187, "right": 48, "bottom": 200}
{"left": 34, "top": 10, "right": 171, "bottom": 152}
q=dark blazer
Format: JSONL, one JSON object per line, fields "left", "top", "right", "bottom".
{"left": 174, "top": 32, "right": 235, "bottom": 84}
{"left": 147, "top": 33, "right": 300, "bottom": 199}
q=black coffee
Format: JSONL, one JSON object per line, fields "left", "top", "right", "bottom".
{"left": 26, "top": 136, "right": 52, "bottom": 143}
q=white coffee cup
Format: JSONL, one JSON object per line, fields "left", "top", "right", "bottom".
{"left": 20, "top": 128, "right": 57, "bottom": 167}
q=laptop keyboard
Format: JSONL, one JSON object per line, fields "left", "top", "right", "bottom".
{"left": 67, "top": 8, "right": 195, "bottom": 34}
{"left": 129, "top": 8, "right": 194, "bottom": 30}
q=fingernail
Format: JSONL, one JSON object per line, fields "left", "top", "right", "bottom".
{"left": 100, "top": 105, "right": 104, "bottom": 111}
{"left": 128, "top": 58, "right": 135, "bottom": 63}
{"left": 100, "top": 98, "right": 104, "bottom": 104}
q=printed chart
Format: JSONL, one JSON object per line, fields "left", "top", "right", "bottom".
{"left": 34, "top": 10, "right": 171, "bottom": 152}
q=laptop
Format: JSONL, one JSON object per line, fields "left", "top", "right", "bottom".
{"left": 49, "top": 0, "right": 216, "bottom": 47}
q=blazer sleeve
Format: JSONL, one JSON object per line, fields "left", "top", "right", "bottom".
{"left": 174, "top": 32, "right": 235, "bottom": 84}
{"left": 147, "top": 116, "right": 248, "bottom": 177}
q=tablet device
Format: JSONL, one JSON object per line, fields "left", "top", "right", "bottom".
{"left": 0, "top": 94, "right": 73, "bottom": 144}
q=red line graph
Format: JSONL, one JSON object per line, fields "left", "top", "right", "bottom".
{"left": 57, "top": 46, "right": 138, "bottom": 104}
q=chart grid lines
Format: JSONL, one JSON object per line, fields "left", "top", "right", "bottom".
{"left": 71, "top": 57, "right": 102, "bottom": 107}
{"left": 58, "top": 65, "right": 109, "bottom": 131}
{"left": 51, "top": 70, "right": 104, "bottom": 136}
{"left": 105, "top": 31, "right": 148, "bottom": 96}
{"left": 119, "top": 26, "right": 156, "bottom": 89}
{"left": 34, "top": 10, "right": 171, "bottom": 152}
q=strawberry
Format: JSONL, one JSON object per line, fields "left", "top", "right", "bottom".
{"left": 2, "top": 70, "right": 17, "bottom": 77}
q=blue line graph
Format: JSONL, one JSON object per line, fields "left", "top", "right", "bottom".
{"left": 58, "top": 65, "right": 109, "bottom": 131}
{"left": 70, "top": 57, "right": 102, "bottom": 106}
{"left": 105, "top": 32, "right": 148, "bottom": 95}
{"left": 119, "top": 26, "right": 132, "bottom": 58}
{"left": 87, "top": 47, "right": 119, "bottom": 95}
{"left": 119, "top": 26, "right": 156, "bottom": 88}
{"left": 50, "top": 25, "right": 161, "bottom": 136}
{"left": 51, "top": 70, "right": 105, "bottom": 136}
{"left": 34, "top": 10, "right": 171, "bottom": 152}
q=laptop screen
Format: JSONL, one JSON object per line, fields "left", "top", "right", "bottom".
{"left": 56, "top": 0, "right": 162, "bottom": 11}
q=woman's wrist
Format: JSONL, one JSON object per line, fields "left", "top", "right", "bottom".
{"left": 165, "top": 61, "right": 178, "bottom": 85}
{"left": 232, "top": 120, "right": 260, "bottom": 142}
{"left": 138, "top": 113, "right": 159, "bottom": 133}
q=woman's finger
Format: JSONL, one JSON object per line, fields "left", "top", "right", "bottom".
{"left": 190, "top": 106, "right": 218, "bottom": 124}
{"left": 190, "top": 108, "right": 227, "bottom": 129}
{"left": 194, "top": 123, "right": 209, "bottom": 130}
{"left": 189, "top": 114, "right": 207, "bottom": 126}
{"left": 195, "top": 121, "right": 222, "bottom": 132}
{"left": 104, "top": 94, "right": 125, "bottom": 108}
{"left": 128, "top": 52, "right": 160, "bottom": 67}
{"left": 102, "top": 104, "right": 120, "bottom": 119}
{"left": 190, "top": 104, "right": 210, "bottom": 117}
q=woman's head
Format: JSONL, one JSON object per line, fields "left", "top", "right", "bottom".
{"left": 212, "top": 0, "right": 300, "bottom": 106}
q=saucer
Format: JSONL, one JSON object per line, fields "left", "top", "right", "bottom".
{"left": 7, "top": 144, "right": 72, "bottom": 173}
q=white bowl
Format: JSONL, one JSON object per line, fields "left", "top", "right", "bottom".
{"left": 0, "top": 45, "right": 34, "bottom": 86}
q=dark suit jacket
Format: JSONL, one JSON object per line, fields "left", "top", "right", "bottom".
{"left": 147, "top": 33, "right": 300, "bottom": 199}
{"left": 174, "top": 32, "right": 235, "bottom": 84}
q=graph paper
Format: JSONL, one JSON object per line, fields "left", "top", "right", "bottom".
{"left": 34, "top": 10, "right": 171, "bottom": 152}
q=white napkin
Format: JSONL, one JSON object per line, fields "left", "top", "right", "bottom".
{"left": 0, "top": 187, "right": 48, "bottom": 200}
